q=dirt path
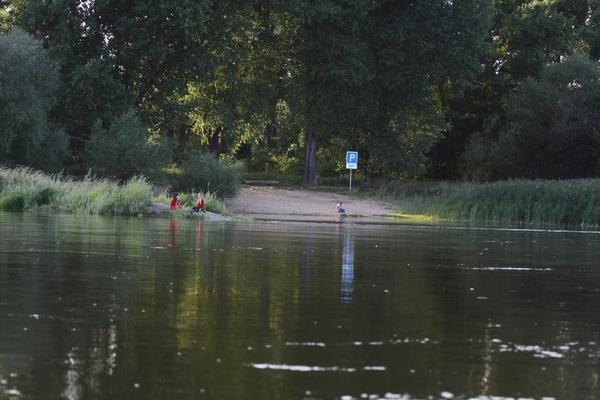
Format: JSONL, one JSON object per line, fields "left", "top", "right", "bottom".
{"left": 227, "top": 186, "right": 397, "bottom": 219}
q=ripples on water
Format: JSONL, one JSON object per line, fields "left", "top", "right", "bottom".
{"left": 1, "top": 213, "right": 600, "bottom": 399}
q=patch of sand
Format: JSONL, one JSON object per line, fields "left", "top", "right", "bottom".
{"left": 227, "top": 186, "right": 396, "bottom": 218}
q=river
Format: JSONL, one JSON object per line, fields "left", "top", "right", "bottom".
{"left": 0, "top": 212, "right": 599, "bottom": 399}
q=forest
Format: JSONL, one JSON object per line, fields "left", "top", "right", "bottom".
{"left": 3, "top": 0, "right": 600, "bottom": 188}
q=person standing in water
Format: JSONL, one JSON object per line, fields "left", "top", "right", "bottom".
{"left": 336, "top": 201, "right": 346, "bottom": 214}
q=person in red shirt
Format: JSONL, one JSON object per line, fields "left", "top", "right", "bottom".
{"left": 193, "top": 193, "right": 205, "bottom": 213}
{"left": 170, "top": 193, "right": 181, "bottom": 210}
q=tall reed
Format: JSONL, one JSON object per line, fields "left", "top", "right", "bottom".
{"left": 375, "top": 179, "right": 600, "bottom": 227}
{"left": 0, "top": 167, "right": 152, "bottom": 215}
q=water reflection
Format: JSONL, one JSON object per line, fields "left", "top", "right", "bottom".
{"left": 169, "top": 218, "right": 177, "bottom": 249}
{"left": 195, "top": 220, "right": 204, "bottom": 251}
{"left": 477, "top": 326, "right": 493, "bottom": 396}
{"left": 60, "top": 323, "right": 120, "bottom": 400}
{"left": 1, "top": 213, "right": 600, "bottom": 399}
{"left": 340, "top": 225, "right": 355, "bottom": 304}
{"left": 62, "top": 348, "right": 80, "bottom": 400}
{"left": 300, "top": 231, "right": 317, "bottom": 305}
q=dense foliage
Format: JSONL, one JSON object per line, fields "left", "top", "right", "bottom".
{"left": 429, "top": 0, "right": 600, "bottom": 180}
{"left": 3, "top": 1, "right": 600, "bottom": 184}
{"left": 464, "top": 56, "right": 600, "bottom": 180}
{"left": 174, "top": 152, "right": 240, "bottom": 199}
{"left": 84, "top": 110, "right": 172, "bottom": 181}
{"left": 0, "top": 29, "right": 68, "bottom": 171}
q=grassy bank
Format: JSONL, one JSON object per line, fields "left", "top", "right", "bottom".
{"left": 0, "top": 167, "right": 152, "bottom": 215}
{"left": 375, "top": 179, "right": 600, "bottom": 227}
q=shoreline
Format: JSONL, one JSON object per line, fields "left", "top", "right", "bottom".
{"left": 147, "top": 202, "right": 229, "bottom": 221}
{"left": 5, "top": 167, "right": 600, "bottom": 227}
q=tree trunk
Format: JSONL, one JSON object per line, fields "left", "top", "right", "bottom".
{"left": 209, "top": 127, "right": 222, "bottom": 157}
{"left": 265, "top": 122, "right": 277, "bottom": 148}
{"left": 304, "top": 132, "right": 318, "bottom": 185}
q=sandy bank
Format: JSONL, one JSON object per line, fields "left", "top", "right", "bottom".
{"left": 227, "top": 186, "right": 397, "bottom": 222}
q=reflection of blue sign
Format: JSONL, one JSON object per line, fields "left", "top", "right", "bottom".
{"left": 341, "top": 228, "right": 354, "bottom": 304}
{"left": 346, "top": 151, "right": 358, "bottom": 169}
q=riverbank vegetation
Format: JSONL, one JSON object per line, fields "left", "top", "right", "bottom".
{"left": 170, "top": 152, "right": 241, "bottom": 199}
{"left": 376, "top": 179, "right": 600, "bottom": 227}
{"left": 0, "top": 168, "right": 152, "bottom": 215}
{"left": 4, "top": 1, "right": 600, "bottom": 224}
{"left": 153, "top": 191, "right": 228, "bottom": 216}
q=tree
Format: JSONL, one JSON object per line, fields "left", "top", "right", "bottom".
{"left": 185, "top": 2, "right": 277, "bottom": 159}
{"left": 464, "top": 56, "right": 600, "bottom": 179}
{"left": 13, "top": 0, "right": 229, "bottom": 165}
{"left": 428, "top": 0, "right": 577, "bottom": 179}
{"left": 354, "top": 0, "right": 492, "bottom": 177}
{"left": 558, "top": 0, "right": 600, "bottom": 59}
{"left": 0, "top": 28, "right": 67, "bottom": 171}
{"left": 290, "top": 1, "right": 373, "bottom": 184}
{"left": 7, "top": 0, "right": 492, "bottom": 181}
{"left": 0, "top": 0, "right": 15, "bottom": 31}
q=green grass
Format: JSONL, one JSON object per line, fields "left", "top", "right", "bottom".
{"left": 0, "top": 167, "right": 152, "bottom": 215}
{"left": 374, "top": 179, "right": 600, "bottom": 227}
{"left": 154, "top": 191, "right": 229, "bottom": 215}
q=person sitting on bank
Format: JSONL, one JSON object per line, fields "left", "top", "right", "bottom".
{"left": 336, "top": 201, "right": 346, "bottom": 214}
{"left": 170, "top": 193, "right": 182, "bottom": 210}
{"left": 193, "top": 193, "right": 206, "bottom": 213}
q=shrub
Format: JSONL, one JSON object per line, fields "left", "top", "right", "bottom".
{"left": 175, "top": 152, "right": 240, "bottom": 198}
{"left": 84, "top": 110, "right": 172, "bottom": 181}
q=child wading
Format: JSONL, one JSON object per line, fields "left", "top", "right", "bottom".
{"left": 336, "top": 201, "right": 346, "bottom": 214}
{"left": 193, "top": 193, "right": 206, "bottom": 213}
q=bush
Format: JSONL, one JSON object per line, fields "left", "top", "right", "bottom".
{"left": 175, "top": 152, "right": 240, "bottom": 198}
{"left": 84, "top": 110, "right": 172, "bottom": 181}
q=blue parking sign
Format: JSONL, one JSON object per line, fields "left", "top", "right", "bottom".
{"left": 346, "top": 151, "right": 358, "bottom": 169}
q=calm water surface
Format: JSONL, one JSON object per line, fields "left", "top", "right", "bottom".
{"left": 1, "top": 212, "right": 599, "bottom": 400}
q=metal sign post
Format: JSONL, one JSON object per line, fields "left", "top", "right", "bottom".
{"left": 345, "top": 151, "right": 358, "bottom": 191}
{"left": 349, "top": 169, "right": 353, "bottom": 191}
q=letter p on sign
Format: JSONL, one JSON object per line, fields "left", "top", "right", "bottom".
{"left": 346, "top": 151, "right": 358, "bottom": 170}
